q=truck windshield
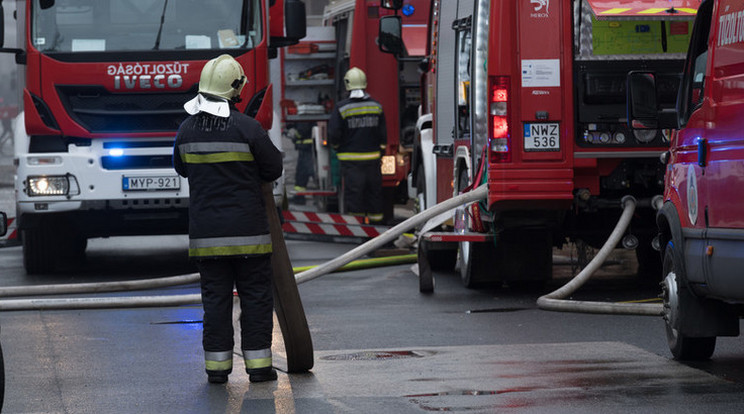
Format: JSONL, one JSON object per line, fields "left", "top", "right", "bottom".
{"left": 31, "top": 0, "right": 262, "bottom": 53}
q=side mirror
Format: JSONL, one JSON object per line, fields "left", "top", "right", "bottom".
{"left": 284, "top": 0, "right": 307, "bottom": 42}
{"left": 627, "top": 72, "right": 660, "bottom": 130}
{"left": 0, "top": 212, "right": 7, "bottom": 237}
{"left": 418, "top": 57, "right": 430, "bottom": 73}
{"left": 381, "top": 0, "right": 403, "bottom": 10}
{"left": 378, "top": 15, "right": 404, "bottom": 55}
{"left": 40, "top": 0, "right": 56, "bottom": 10}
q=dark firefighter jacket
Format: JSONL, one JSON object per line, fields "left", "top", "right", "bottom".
{"left": 328, "top": 94, "right": 387, "bottom": 161}
{"left": 173, "top": 109, "right": 283, "bottom": 259}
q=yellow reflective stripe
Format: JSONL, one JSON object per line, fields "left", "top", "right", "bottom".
{"left": 340, "top": 106, "right": 383, "bottom": 118}
{"left": 245, "top": 357, "right": 272, "bottom": 369}
{"left": 600, "top": 8, "right": 631, "bottom": 14}
{"left": 189, "top": 244, "right": 272, "bottom": 257}
{"left": 205, "top": 359, "right": 233, "bottom": 371}
{"left": 182, "top": 152, "right": 254, "bottom": 164}
{"left": 638, "top": 8, "right": 666, "bottom": 14}
{"left": 337, "top": 151, "right": 381, "bottom": 161}
{"left": 368, "top": 213, "right": 384, "bottom": 222}
{"left": 298, "top": 139, "right": 313, "bottom": 144}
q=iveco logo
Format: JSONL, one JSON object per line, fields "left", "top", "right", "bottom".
{"left": 107, "top": 62, "right": 191, "bottom": 90}
{"left": 114, "top": 74, "right": 183, "bottom": 90}
{"left": 530, "top": 0, "right": 549, "bottom": 17}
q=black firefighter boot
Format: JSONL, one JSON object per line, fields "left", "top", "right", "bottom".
{"left": 246, "top": 367, "right": 278, "bottom": 383}
{"left": 207, "top": 368, "right": 231, "bottom": 384}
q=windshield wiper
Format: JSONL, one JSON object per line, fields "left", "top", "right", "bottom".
{"left": 153, "top": 0, "right": 169, "bottom": 50}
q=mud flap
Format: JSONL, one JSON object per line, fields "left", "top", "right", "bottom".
{"left": 263, "top": 183, "right": 314, "bottom": 373}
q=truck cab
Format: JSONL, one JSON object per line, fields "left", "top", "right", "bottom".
{"left": 630, "top": 0, "right": 744, "bottom": 360}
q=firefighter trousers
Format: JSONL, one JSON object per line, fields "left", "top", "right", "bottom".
{"left": 196, "top": 256, "right": 274, "bottom": 356}
{"left": 340, "top": 159, "right": 383, "bottom": 221}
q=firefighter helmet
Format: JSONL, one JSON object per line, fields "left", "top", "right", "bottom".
{"left": 343, "top": 67, "right": 367, "bottom": 91}
{"left": 198, "top": 54, "right": 246, "bottom": 101}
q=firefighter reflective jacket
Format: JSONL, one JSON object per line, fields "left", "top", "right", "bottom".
{"left": 328, "top": 94, "right": 387, "bottom": 161}
{"left": 173, "top": 109, "right": 283, "bottom": 259}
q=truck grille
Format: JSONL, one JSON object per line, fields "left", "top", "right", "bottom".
{"left": 56, "top": 85, "right": 196, "bottom": 133}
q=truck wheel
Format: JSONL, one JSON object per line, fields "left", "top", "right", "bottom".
{"left": 415, "top": 166, "right": 426, "bottom": 213}
{"left": 417, "top": 238, "right": 435, "bottom": 293}
{"left": 23, "top": 223, "right": 86, "bottom": 274}
{"left": 661, "top": 241, "right": 716, "bottom": 360}
{"left": 22, "top": 226, "right": 58, "bottom": 274}
{"left": 459, "top": 241, "right": 496, "bottom": 288}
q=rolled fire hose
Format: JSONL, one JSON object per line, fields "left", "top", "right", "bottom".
{"left": 537, "top": 196, "right": 664, "bottom": 316}
{"left": 0, "top": 186, "right": 488, "bottom": 310}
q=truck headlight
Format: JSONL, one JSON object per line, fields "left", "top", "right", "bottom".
{"left": 27, "top": 175, "right": 80, "bottom": 196}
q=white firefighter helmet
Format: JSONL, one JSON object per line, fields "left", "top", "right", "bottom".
{"left": 343, "top": 67, "right": 367, "bottom": 91}
{"left": 198, "top": 54, "right": 246, "bottom": 101}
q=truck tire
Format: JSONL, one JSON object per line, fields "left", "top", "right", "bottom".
{"left": 415, "top": 165, "right": 426, "bottom": 213}
{"left": 22, "top": 226, "right": 58, "bottom": 274}
{"left": 417, "top": 239, "right": 435, "bottom": 293}
{"left": 459, "top": 240, "right": 498, "bottom": 288}
{"left": 661, "top": 241, "right": 716, "bottom": 360}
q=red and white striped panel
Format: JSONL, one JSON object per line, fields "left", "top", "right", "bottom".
{"left": 1, "top": 216, "right": 18, "bottom": 245}
{"left": 281, "top": 211, "right": 388, "bottom": 239}
{"left": 282, "top": 210, "right": 367, "bottom": 225}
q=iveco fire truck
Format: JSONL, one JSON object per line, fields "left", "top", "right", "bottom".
{"left": 0, "top": 0, "right": 305, "bottom": 273}
{"left": 302, "top": 0, "right": 429, "bottom": 220}
{"left": 381, "top": 0, "right": 699, "bottom": 288}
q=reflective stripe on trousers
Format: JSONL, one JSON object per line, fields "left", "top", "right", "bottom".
{"left": 189, "top": 235, "right": 272, "bottom": 257}
{"left": 205, "top": 350, "right": 233, "bottom": 372}
{"left": 336, "top": 151, "right": 380, "bottom": 161}
{"left": 243, "top": 348, "right": 272, "bottom": 370}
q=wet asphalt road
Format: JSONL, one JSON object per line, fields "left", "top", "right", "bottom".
{"left": 0, "top": 234, "right": 743, "bottom": 413}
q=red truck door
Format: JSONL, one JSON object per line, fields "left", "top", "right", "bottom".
{"left": 485, "top": 0, "right": 574, "bottom": 208}
{"left": 698, "top": 0, "right": 744, "bottom": 298}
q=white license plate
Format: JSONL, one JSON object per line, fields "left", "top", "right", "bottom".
{"left": 122, "top": 175, "right": 180, "bottom": 191}
{"left": 524, "top": 123, "right": 560, "bottom": 152}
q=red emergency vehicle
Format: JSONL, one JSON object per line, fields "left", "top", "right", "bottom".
{"left": 381, "top": 0, "right": 700, "bottom": 289}
{"left": 629, "top": 0, "right": 744, "bottom": 360}
{"left": 0, "top": 0, "right": 305, "bottom": 273}
{"left": 286, "top": 0, "right": 429, "bottom": 220}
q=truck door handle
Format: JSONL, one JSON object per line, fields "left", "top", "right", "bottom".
{"left": 697, "top": 138, "right": 707, "bottom": 167}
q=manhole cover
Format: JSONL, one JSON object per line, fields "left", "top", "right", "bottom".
{"left": 321, "top": 350, "right": 433, "bottom": 361}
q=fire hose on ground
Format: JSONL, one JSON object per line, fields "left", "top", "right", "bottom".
{"left": 536, "top": 195, "right": 663, "bottom": 316}
{"left": 0, "top": 187, "right": 664, "bottom": 317}
{"left": 0, "top": 187, "right": 488, "bottom": 311}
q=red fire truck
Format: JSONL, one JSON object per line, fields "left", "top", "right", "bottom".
{"left": 629, "top": 0, "right": 744, "bottom": 360}
{"left": 0, "top": 0, "right": 305, "bottom": 273}
{"left": 282, "top": 0, "right": 429, "bottom": 220}
{"left": 381, "top": 0, "right": 699, "bottom": 289}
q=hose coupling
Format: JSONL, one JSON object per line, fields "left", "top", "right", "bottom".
{"left": 620, "top": 195, "right": 637, "bottom": 209}
{"left": 651, "top": 195, "right": 664, "bottom": 211}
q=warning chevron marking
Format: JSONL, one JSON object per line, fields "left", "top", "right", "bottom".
{"left": 282, "top": 210, "right": 367, "bottom": 225}
{"left": 281, "top": 210, "right": 389, "bottom": 240}
{"left": 0, "top": 216, "right": 19, "bottom": 247}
